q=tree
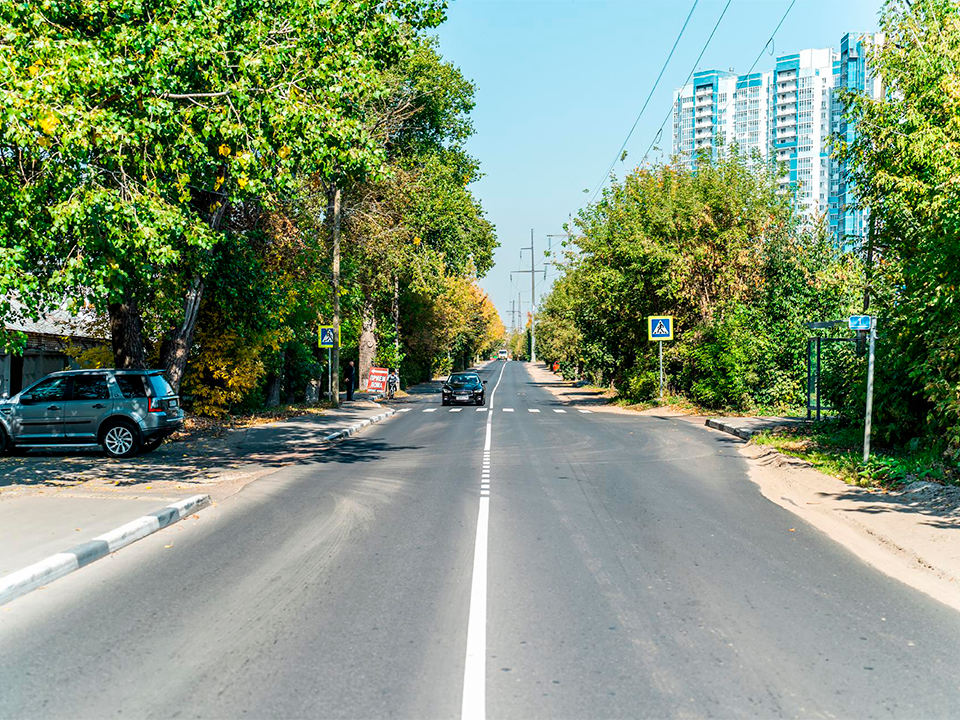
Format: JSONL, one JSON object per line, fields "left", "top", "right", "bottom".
{"left": 836, "top": 0, "right": 960, "bottom": 447}
{"left": 539, "top": 150, "right": 861, "bottom": 410}
{"left": 0, "top": 0, "right": 445, "bottom": 391}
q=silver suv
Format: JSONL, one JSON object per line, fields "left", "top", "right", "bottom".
{"left": 0, "top": 369, "right": 184, "bottom": 458}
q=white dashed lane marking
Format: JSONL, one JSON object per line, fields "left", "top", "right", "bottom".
{"left": 410, "top": 405, "right": 594, "bottom": 415}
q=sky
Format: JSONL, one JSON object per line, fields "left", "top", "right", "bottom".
{"left": 432, "top": 0, "right": 885, "bottom": 328}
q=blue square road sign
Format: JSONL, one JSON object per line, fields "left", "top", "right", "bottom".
{"left": 648, "top": 316, "right": 674, "bottom": 341}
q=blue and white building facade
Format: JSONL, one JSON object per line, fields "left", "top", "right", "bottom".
{"left": 672, "top": 33, "right": 883, "bottom": 247}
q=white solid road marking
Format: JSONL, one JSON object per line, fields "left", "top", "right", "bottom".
{"left": 476, "top": 407, "right": 487, "bottom": 412}
{"left": 424, "top": 408, "right": 437, "bottom": 413}
{"left": 553, "top": 409, "right": 566, "bottom": 413}
{"left": 503, "top": 408, "right": 514, "bottom": 412}
{"left": 578, "top": 409, "right": 592, "bottom": 414}
{"left": 528, "top": 409, "right": 540, "bottom": 413}
{"left": 399, "top": 408, "right": 412, "bottom": 412}
{"left": 462, "top": 360, "right": 506, "bottom": 720}
{"left": 450, "top": 408, "right": 462, "bottom": 413}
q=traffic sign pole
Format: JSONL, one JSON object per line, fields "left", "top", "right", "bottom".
{"left": 659, "top": 340, "right": 664, "bottom": 401}
{"left": 863, "top": 317, "right": 877, "bottom": 463}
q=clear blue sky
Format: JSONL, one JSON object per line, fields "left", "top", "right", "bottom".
{"left": 433, "top": 0, "right": 883, "bottom": 327}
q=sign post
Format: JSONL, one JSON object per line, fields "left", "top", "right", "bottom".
{"left": 319, "top": 325, "right": 338, "bottom": 401}
{"left": 647, "top": 316, "right": 674, "bottom": 401}
{"left": 852, "top": 315, "right": 878, "bottom": 463}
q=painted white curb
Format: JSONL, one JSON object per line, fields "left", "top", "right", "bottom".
{"left": 323, "top": 408, "right": 396, "bottom": 442}
{"left": 705, "top": 418, "right": 753, "bottom": 440}
{"left": 0, "top": 494, "right": 211, "bottom": 607}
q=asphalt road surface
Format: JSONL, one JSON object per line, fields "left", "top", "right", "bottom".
{"left": 2, "top": 361, "right": 960, "bottom": 719}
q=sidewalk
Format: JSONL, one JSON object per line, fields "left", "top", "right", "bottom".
{"left": 0, "top": 400, "right": 395, "bottom": 602}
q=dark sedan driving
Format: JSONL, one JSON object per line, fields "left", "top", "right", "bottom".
{"left": 441, "top": 372, "right": 487, "bottom": 406}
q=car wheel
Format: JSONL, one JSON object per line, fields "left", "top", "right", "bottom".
{"left": 442, "top": 399, "right": 449, "bottom": 406}
{"left": 479, "top": 396, "right": 485, "bottom": 406}
{"left": 101, "top": 421, "right": 141, "bottom": 458}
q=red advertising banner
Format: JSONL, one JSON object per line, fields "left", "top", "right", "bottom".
{"left": 367, "top": 367, "right": 389, "bottom": 392}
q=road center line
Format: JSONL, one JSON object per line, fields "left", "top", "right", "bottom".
{"left": 461, "top": 360, "right": 506, "bottom": 720}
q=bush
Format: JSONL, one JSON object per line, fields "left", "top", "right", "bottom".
{"left": 678, "top": 312, "right": 757, "bottom": 411}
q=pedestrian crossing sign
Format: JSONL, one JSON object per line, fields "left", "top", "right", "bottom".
{"left": 648, "top": 316, "right": 674, "bottom": 341}
{"left": 318, "top": 325, "right": 338, "bottom": 348}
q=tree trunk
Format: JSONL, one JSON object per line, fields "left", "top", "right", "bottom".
{"left": 159, "top": 276, "right": 204, "bottom": 393}
{"left": 108, "top": 292, "right": 147, "bottom": 369}
{"left": 330, "top": 185, "right": 342, "bottom": 408}
{"left": 160, "top": 198, "right": 228, "bottom": 393}
{"left": 359, "top": 292, "right": 377, "bottom": 390}
{"left": 393, "top": 275, "right": 400, "bottom": 357}
{"left": 264, "top": 372, "right": 281, "bottom": 408}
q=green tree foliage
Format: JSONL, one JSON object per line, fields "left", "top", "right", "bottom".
{"left": 538, "top": 151, "right": 861, "bottom": 411}
{"left": 1, "top": 2, "right": 503, "bottom": 413}
{"left": 836, "top": 0, "right": 960, "bottom": 449}
{"left": 0, "top": 0, "right": 445, "bottom": 389}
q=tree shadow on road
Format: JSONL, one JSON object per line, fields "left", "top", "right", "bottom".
{"left": 0, "top": 419, "right": 422, "bottom": 492}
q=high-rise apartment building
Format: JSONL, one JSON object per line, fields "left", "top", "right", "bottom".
{"left": 672, "top": 33, "right": 882, "bottom": 245}
{"left": 834, "top": 32, "right": 885, "bottom": 246}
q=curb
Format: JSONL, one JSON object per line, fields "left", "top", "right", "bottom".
{"left": 0, "top": 494, "right": 211, "bottom": 607}
{"left": 705, "top": 418, "right": 754, "bottom": 440}
{"left": 323, "top": 408, "right": 396, "bottom": 442}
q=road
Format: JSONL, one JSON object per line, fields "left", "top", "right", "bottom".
{"left": 2, "top": 361, "right": 960, "bottom": 719}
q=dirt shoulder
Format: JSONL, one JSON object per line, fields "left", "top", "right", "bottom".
{"left": 528, "top": 361, "right": 960, "bottom": 613}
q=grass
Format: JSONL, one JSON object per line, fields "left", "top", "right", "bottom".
{"left": 752, "top": 422, "right": 960, "bottom": 489}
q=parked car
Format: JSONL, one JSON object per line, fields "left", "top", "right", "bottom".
{"left": 441, "top": 372, "right": 487, "bottom": 406}
{"left": 0, "top": 369, "right": 184, "bottom": 458}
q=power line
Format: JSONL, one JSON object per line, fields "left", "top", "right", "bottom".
{"left": 717, "top": 0, "right": 799, "bottom": 119}
{"left": 583, "top": 0, "right": 701, "bottom": 206}
{"left": 643, "top": 0, "right": 798, "bottom": 167}
{"left": 640, "top": 0, "right": 733, "bottom": 166}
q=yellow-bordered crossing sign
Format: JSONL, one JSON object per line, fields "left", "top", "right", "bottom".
{"left": 318, "top": 325, "right": 339, "bottom": 348}
{"left": 647, "top": 316, "right": 674, "bottom": 341}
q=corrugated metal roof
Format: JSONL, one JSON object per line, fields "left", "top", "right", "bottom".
{"left": 3, "top": 297, "right": 105, "bottom": 340}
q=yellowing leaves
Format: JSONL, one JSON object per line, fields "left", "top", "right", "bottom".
{"left": 214, "top": 175, "right": 225, "bottom": 191}
{"left": 278, "top": 145, "right": 291, "bottom": 159}
{"left": 237, "top": 176, "right": 248, "bottom": 189}
{"left": 39, "top": 113, "right": 59, "bottom": 135}
{"left": 218, "top": 144, "right": 231, "bottom": 156}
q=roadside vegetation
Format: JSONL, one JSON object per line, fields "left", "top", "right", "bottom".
{"left": 537, "top": 0, "right": 960, "bottom": 481}
{"left": 0, "top": 0, "right": 503, "bottom": 417}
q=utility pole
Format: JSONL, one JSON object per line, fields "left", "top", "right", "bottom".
{"left": 512, "top": 230, "right": 538, "bottom": 363}
{"left": 529, "top": 229, "right": 536, "bottom": 363}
